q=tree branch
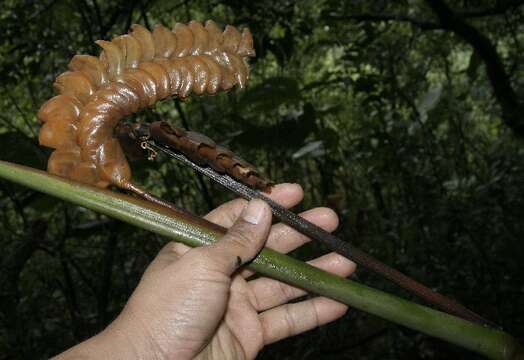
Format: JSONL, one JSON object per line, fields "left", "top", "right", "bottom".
{"left": 425, "top": 0, "right": 524, "bottom": 136}
{"left": 329, "top": 2, "right": 524, "bottom": 136}
{"left": 457, "top": 0, "right": 524, "bottom": 18}
{"left": 327, "top": 13, "right": 442, "bottom": 30}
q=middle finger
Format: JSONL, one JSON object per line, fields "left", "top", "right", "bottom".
{"left": 238, "top": 207, "right": 338, "bottom": 278}
{"left": 247, "top": 252, "right": 356, "bottom": 311}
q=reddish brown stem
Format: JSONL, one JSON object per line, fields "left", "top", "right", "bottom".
{"left": 119, "top": 181, "right": 225, "bottom": 234}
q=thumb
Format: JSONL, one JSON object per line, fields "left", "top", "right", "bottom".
{"left": 200, "top": 198, "right": 272, "bottom": 276}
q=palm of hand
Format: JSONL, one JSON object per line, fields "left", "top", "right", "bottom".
{"left": 196, "top": 276, "right": 267, "bottom": 360}
{"left": 116, "top": 184, "right": 355, "bottom": 360}
{"left": 194, "top": 185, "right": 355, "bottom": 359}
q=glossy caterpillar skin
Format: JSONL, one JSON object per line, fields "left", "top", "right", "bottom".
{"left": 38, "top": 20, "right": 261, "bottom": 189}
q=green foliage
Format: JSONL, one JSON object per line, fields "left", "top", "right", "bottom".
{"left": 0, "top": 0, "right": 523, "bottom": 359}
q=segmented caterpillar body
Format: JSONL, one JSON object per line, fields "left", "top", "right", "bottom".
{"left": 116, "top": 121, "right": 274, "bottom": 190}
{"left": 38, "top": 20, "right": 259, "bottom": 189}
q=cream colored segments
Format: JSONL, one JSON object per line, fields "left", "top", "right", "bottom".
{"left": 222, "top": 25, "right": 241, "bottom": 53}
{"left": 113, "top": 35, "right": 142, "bottom": 69}
{"left": 39, "top": 116, "right": 78, "bottom": 149}
{"left": 54, "top": 72, "right": 95, "bottom": 105}
{"left": 205, "top": 20, "right": 224, "bottom": 52}
{"left": 173, "top": 23, "right": 193, "bottom": 57}
{"left": 238, "top": 28, "right": 255, "bottom": 57}
{"left": 47, "top": 147, "right": 81, "bottom": 177}
{"left": 96, "top": 40, "right": 124, "bottom": 79}
{"left": 68, "top": 55, "right": 108, "bottom": 87}
{"left": 153, "top": 25, "right": 177, "bottom": 58}
{"left": 38, "top": 95, "right": 82, "bottom": 149}
{"left": 38, "top": 20, "right": 255, "bottom": 188}
{"left": 138, "top": 62, "right": 172, "bottom": 100}
{"left": 130, "top": 24, "right": 155, "bottom": 61}
{"left": 188, "top": 21, "right": 208, "bottom": 55}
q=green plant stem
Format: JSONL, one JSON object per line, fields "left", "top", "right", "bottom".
{"left": 0, "top": 160, "right": 522, "bottom": 360}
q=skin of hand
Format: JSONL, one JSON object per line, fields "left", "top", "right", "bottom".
{"left": 54, "top": 183, "right": 356, "bottom": 360}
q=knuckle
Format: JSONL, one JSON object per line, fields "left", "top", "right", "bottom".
{"left": 188, "top": 246, "right": 235, "bottom": 272}
{"left": 185, "top": 247, "right": 214, "bottom": 267}
{"left": 159, "top": 242, "right": 178, "bottom": 255}
{"left": 226, "top": 224, "right": 257, "bottom": 248}
{"left": 277, "top": 280, "right": 295, "bottom": 301}
{"left": 246, "top": 287, "right": 262, "bottom": 310}
{"left": 282, "top": 305, "right": 297, "bottom": 336}
{"left": 311, "top": 299, "right": 321, "bottom": 326}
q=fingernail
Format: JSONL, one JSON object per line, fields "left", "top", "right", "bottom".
{"left": 242, "top": 199, "right": 266, "bottom": 225}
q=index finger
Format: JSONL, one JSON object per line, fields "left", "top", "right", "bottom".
{"left": 203, "top": 183, "right": 303, "bottom": 228}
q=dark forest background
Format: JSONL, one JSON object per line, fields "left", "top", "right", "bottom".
{"left": 1, "top": 0, "right": 523, "bottom": 358}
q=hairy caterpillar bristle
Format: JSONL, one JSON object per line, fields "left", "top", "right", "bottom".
{"left": 38, "top": 20, "right": 257, "bottom": 189}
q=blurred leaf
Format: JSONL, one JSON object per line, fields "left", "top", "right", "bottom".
{"left": 417, "top": 86, "right": 442, "bottom": 122}
{"left": 292, "top": 140, "right": 325, "bottom": 159}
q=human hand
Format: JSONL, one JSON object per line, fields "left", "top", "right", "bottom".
{"left": 54, "top": 183, "right": 356, "bottom": 359}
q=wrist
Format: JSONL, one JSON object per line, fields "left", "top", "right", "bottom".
{"left": 101, "top": 310, "right": 165, "bottom": 360}
{"left": 52, "top": 316, "right": 159, "bottom": 360}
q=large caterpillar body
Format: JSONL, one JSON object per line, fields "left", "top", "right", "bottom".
{"left": 38, "top": 20, "right": 266, "bottom": 189}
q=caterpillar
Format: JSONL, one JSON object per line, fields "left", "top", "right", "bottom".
{"left": 116, "top": 121, "right": 274, "bottom": 190}
{"left": 37, "top": 20, "right": 272, "bottom": 191}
